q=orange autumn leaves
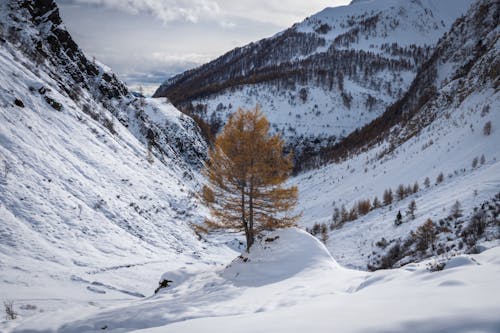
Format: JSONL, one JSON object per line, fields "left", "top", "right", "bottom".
{"left": 203, "top": 107, "right": 299, "bottom": 251}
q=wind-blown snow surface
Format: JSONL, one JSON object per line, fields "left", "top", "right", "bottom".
{"left": 9, "top": 229, "right": 498, "bottom": 333}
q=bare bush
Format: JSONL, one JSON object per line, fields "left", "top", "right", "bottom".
{"left": 436, "top": 172, "right": 444, "bottom": 184}
{"left": 483, "top": 121, "right": 491, "bottom": 136}
{"left": 472, "top": 157, "right": 478, "bottom": 169}
{"left": 4, "top": 300, "right": 17, "bottom": 320}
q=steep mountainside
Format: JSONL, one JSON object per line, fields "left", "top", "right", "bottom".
{"left": 1, "top": 0, "right": 207, "bottom": 169}
{"left": 0, "top": 0, "right": 232, "bottom": 311}
{"left": 154, "top": 0, "right": 473, "bottom": 154}
{"left": 293, "top": 0, "right": 499, "bottom": 269}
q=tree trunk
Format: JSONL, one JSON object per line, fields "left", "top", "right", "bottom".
{"left": 241, "top": 186, "right": 251, "bottom": 252}
{"left": 248, "top": 183, "right": 254, "bottom": 251}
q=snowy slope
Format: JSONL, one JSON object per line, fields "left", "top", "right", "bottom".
{"left": 291, "top": 0, "right": 500, "bottom": 268}
{"left": 0, "top": 0, "right": 235, "bottom": 325}
{"left": 154, "top": 0, "right": 474, "bottom": 150}
{"left": 8, "top": 229, "right": 499, "bottom": 332}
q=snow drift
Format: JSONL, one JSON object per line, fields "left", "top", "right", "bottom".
{"left": 222, "top": 228, "right": 339, "bottom": 286}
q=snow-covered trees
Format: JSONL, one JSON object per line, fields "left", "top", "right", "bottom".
{"left": 203, "top": 107, "right": 299, "bottom": 251}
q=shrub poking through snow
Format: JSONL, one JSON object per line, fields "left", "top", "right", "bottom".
{"left": 424, "top": 177, "right": 431, "bottom": 188}
{"left": 436, "top": 172, "right": 444, "bottom": 184}
{"left": 472, "top": 157, "right": 479, "bottom": 168}
{"left": 483, "top": 121, "right": 491, "bottom": 135}
{"left": 4, "top": 300, "right": 17, "bottom": 320}
{"left": 394, "top": 210, "right": 403, "bottom": 226}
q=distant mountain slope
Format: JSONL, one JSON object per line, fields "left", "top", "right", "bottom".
{"left": 306, "top": 0, "right": 499, "bottom": 169}
{"left": 292, "top": 0, "right": 499, "bottom": 269}
{"left": 0, "top": 0, "right": 230, "bottom": 305}
{"left": 154, "top": 0, "right": 473, "bottom": 152}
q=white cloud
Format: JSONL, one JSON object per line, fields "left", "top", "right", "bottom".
{"left": 218, "top": 0, "right": 350, "bottom": 27}
{"left": 75, "top": 0, "right": 221, "bottom": 23}
{"left": 71, "top": 0, "right": 350, "bottom": 27}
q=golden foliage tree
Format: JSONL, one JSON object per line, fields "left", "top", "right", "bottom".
{"left": 203, "top": 107, "right": 299, "bottom": 251}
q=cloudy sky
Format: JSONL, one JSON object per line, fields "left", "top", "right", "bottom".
{"left": 56, "top": 0, "right": 350, "bottom": 94}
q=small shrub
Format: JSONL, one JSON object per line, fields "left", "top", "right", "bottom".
{"left": 348, "top": 207, "right": 358, "bottom": 221}
{"left": 427, "top": 261, "right": 446, "bottom": 272}
{"left": 424, "top": 177, "right": 431, "bottom": 188}
{"left": 480, "top": 154, "right": 486, "bottom": 165}
{"left": 202, "top": 185, "right": 215, "bottom": 204}
{"left": 472, "top": 157, "right": 478, "bottom": 168}
{"left": 394, "top": 210, "right": 403, "bottom": 226}
{"left": 436, "top": 172, "right": 444, "bottom": 184}
{"left": 372, "top": 196, "right": 381, "bottom": 209}
{"left": 14, "top": 98, "right": 24, "bottom": 107}
{"left": 4, "top": 300, "right": 17, "bottom": 320}
{"left": 483, "top": 121, "right": 491, "bottom": 136}
{"left": 340, "top": 205, "right": 349, "bottom": 223}
{"left": 466, "top": 210, "right": 487, "bottom": 239}
{"left": 320, "top": 224, "right": 329, "bottom": 243}
{"left": 44, "top": 96, "right": 62, "bottom": 111}
{"left": 375, "top": 237, "right": 389, "bottom": 248}
{"left": 379, "top": 242, "right": 402, "bottom": 269}
{"left": 412, "top": 182, "right": 419, "bottom": 194}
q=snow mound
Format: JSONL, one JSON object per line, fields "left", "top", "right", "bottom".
{"left": 221, "top": 228, "right": 339, "bottom": 286}
{"left": 445, "top": 256, "right": 479, "bottom": 270}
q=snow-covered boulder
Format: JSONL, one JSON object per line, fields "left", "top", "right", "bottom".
{"left": 221, "top": 228, "right": 339, "bottom": 286}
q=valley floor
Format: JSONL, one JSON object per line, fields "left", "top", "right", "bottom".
{"left": 2, "top": 229, "right": 499, "bottom": 333}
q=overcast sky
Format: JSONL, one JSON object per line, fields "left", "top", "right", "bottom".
{"left": 56, "top": 0, "right": 350, "bottom": 94}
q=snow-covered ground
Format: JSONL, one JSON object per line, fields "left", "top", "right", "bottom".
{"left": 5, "top": 229, "right": 499, "bottom": 333}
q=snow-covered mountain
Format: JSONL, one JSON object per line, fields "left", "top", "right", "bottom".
{"left": 1, "top": 0, "right": 499, "bottom": 332}
{"left": 293, "top": 0, "right": 499, "bottom": 269}
{"left": 154, "top": 0, "right": 474, "bottom": 154}
{"left": 0, "top": 0, "right": 233, "bottom": 312}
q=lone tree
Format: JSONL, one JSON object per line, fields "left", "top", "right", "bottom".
{"left": 203, "top": 107, "right": 299, "bottom": 252}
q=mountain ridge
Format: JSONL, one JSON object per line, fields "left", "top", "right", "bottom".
{"left": 153, "top": 0, "right": 474, "bottom": 158}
